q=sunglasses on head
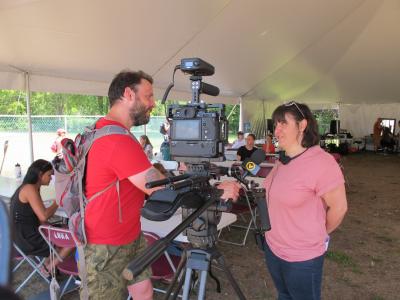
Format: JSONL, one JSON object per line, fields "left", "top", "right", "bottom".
{"left": 284, "top": 101, "right": 305, "bottom": 119}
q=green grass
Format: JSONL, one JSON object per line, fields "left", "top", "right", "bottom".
{"left": 326, "top": 250, "right": 355, "bottom": 266}
{"left": 326, "top": 250, "right": 362, "bottom": 273}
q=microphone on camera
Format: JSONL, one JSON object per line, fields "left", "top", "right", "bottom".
{"left": 241, "top": 149, "right": 266, "bottom": 177}
{"left": 200, "top": 82, "right": 219, "bottom": 97}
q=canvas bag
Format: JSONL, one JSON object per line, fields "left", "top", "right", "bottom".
{"left": 52, "top": 121, "right": 137, "bottom": 299}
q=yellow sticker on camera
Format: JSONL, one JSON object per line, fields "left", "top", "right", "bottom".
{"left": 246, "top": 161, "right": 255, "bottom": 171}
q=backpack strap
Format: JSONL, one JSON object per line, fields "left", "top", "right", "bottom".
{"left": 82, "top": 123, "right": 138, "bottom": 157}
{"left": 76, "top": 169, "right": 89, "bottom": 300}
{"left": 86, "top": 180, "right": 117, "bottom": 202}
{"left": 83, "top": 123, "right": 139, "bottom": 223}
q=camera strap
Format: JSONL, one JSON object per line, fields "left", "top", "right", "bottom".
{"left": 254, "top": 229, "right": 266, "bottom": 252}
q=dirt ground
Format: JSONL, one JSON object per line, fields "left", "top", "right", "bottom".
{"left": 11, "top": 152, "right": 400, "bottom": 300}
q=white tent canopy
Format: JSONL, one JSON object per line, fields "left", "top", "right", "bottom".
{"left": 1, "top": 0, "right": 400, "bottom": 135}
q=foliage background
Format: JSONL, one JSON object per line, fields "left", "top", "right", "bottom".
{"left": 1, "top": 90, "right": 338, "bottom": 138}
{"left": 0, "top": 90, "right": 239, "bottom": 136}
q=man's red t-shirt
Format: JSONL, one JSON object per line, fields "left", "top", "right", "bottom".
{"left": 84, "top": 118, "right": 151, "bottom": 245}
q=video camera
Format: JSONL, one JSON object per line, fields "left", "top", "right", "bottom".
{"left": 165, "top": 58, "right": 228, "bottom": 162}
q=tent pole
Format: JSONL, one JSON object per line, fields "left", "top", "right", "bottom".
{"left": 25, "top": 72, "right": 34, "bottom": 164}
{"left": 239, "top": 97, "right": 244, "bottom": 132}
{"left": 262, "top": 99, "right": 267, "bottom": 138}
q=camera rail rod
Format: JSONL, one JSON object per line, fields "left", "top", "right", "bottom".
{"left": 145, "top": 174, "right": 191, "bottom": 189}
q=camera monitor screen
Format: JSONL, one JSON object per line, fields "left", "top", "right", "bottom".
{"left": 174, "top": 119, "right": 201, "bottom": 140}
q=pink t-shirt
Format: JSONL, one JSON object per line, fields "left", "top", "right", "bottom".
{"left": 264, "top": 146, "right": 344, "bottom": 262}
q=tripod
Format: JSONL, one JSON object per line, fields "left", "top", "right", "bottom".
{"left": 124, "top": 164, "right": 248, "bottom": 299}
{"left": 163, "top": 243, "right": 246, "bottom": 300}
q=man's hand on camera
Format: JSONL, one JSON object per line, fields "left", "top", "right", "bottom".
{"left": 217, "top": 181, "right": 241, "bottom": 202}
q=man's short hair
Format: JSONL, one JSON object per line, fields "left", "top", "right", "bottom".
{"left": 247, "top": 133, "right": 256, "bottom": 140}
{"left": 237, "top": 131, "right": 244, "bottom": 136}
{"left": 108, "top": 70, "right": 153, "bottom": 107}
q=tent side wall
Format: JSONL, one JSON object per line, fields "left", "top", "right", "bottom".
{"left": 340, "top": 103, "right": 400, "bottom": 138}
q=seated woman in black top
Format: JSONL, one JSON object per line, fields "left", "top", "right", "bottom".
{"left": 10, "top": 159, "right": 72, "bottom": 275}
{"left": 237, "top": 133, "right": 258, "bottom": 161}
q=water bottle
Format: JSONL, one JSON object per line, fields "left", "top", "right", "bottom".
{"left": 15, "top": 163, "right": 22, "bottom": 179}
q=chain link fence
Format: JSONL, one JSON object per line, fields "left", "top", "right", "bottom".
{"left": 0, "top": 115, "right": 167, "bottom": 177}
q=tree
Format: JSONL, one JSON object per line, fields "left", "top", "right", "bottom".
{"left": 0, "top": 90, "right": 111, "bottom": 115}
{"left": 0, "top": 90, "right": 25, "bottom": 114}
{"left": 0, "top": 90, "right": 241, "bottom": 130}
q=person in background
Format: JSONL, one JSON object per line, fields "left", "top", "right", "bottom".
{"left": 10, "top": 159, "right": 72, "bottom": 276}
{"left": 159, "top": 121, "right": 171, "bottom": 160}
{"left": 263, "top": 102, "right": 347, "bottom": 300}
{"left": 140, "top": 135, "right": 154, "bottom": 160}
{"left": 262, "top": 133, "right": 275, "bottom": 154}
{"left": 372, "top": 118, "right": 383, "bottom": 152}
{"left": 236, "top": 133, "right": 257, "bottom": 161}
{"left": 51, "top": 128, "right": 66, "bottom": 158}
{"left": 231, "top": 131, "right": 246, "bottom": 149}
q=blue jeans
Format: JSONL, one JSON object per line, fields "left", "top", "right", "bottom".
{"left": 264, "top": 241, "right": 325, "bottom": 300}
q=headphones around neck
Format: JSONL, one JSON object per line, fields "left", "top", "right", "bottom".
{"left": 278, "top": 148, "right": 309, "bottom": 165}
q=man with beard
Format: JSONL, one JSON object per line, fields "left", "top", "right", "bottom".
{"left": 82, "top": 70, "right": 240, "bottom": 300}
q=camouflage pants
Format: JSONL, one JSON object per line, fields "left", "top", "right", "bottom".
{"left": 81, "top": 233, "right": 152, "bottom": 300}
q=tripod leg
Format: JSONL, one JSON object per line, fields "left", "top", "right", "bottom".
{"left": 197, "top": 270, "right": 208, "bottom": 300}
{"left": 182, "top": 268, "right": 193, "bottom": 300}
{"left": 164, "top": 252, "right": 187, "bottom": 299}
{"left": 215, "top": 255, "right": 246, "bottom": 300}
{"left": 170, "top": 268, "right": 186, "bottom": 300}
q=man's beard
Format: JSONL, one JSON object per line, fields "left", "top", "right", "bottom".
{"left": 130, "top": 96, "right": 151, "bottom": 126}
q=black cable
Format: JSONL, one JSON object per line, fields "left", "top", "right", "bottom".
{"left": 162, "top": 64, "right": 180, "bottom": 115}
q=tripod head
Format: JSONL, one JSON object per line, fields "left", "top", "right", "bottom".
{"left": 142, "top": 162, "right": 232, "bottom": 247}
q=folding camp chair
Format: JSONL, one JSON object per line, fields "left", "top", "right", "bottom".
{"left": 218, "top": 185, "right": 258, "bottom": 246}
{"left": 142, "top": 231, "right": 181, "bottom": 296}
{"left": 257, "top": 165, "right": 273, "bottom": 177}
{"left": 12, "top": 244, "right": 50, "bottom": 293}
{"left": 38, "top": 225, "right": 79, "bottom": 298}
{"left": 0, "top": 193, "right": 50, "bottom": 293}
{"left": 127, "top": 231, "right": 182, "bottom": 299}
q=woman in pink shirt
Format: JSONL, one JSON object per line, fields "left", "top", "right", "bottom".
{"left": 263, "top": 102, "right": 347, "bottom": 300}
